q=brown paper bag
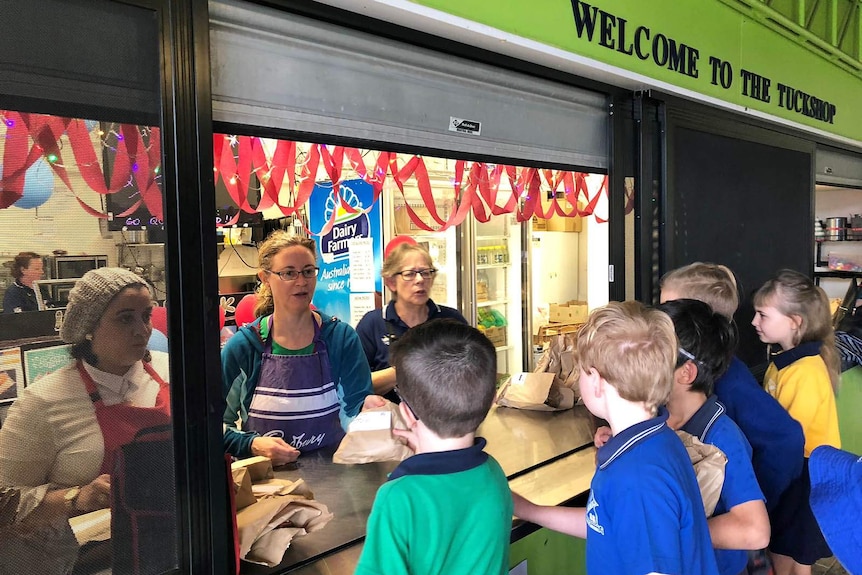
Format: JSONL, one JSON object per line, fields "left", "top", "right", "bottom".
{"left": 231, "top": 456, "right": 274, "bottom": 481}
{"left": 496, "top": 372, "right": 575, "bottom": 411}
{"left": 676, "top": 430, "right": 727, "bottom": 516}
{"left": 236, "top": 477, "right": 333, "bottom": 566}
{"left": 534, "top": 334, "right": 581, "bottom": 398}
{"left": 332, "top": 400, "right": 414, "bottom": 464}
{"left": 231, "top": 467, "right": 257, "bottom": 510}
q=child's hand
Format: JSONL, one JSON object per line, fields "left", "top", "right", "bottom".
{"left": 362, "top": 394, "right": 387, "bottom": 410}
{"left": 594, "top": 426, "right": 613, "bottom": 448}
{"left": 392, "top": 427, "right": 418, "bottom": 453}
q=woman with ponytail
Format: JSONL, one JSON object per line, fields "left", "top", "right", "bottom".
{"left": 221, "top": 231, "right": 378, "bottom": 466}
{"left": 752, "top": 269, "right": 841, "bottom": 575}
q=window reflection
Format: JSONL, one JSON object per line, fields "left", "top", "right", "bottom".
{"left": 0, "top": 110, "right": 176, "bottom": 575}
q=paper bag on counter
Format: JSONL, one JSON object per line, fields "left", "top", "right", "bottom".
{"left": 252, "top": 478, "right": 313, "bottom": 500}
{"left": 231, "top": 456, "right": 274, "bottom": 481}
{"left": 333, "top": 400, "right": 414, "bottom": 464}
{"left": 535, "top": 334, "right": 581, "bottom": 396}
{"left": 236, "top": 494, "right": 333, "bottom": 566}
{"left": 231, "top": 467, "right": 257, "bottom": 510}
{"left": 676, "top": 430, "right": 727, "bottom": 516}
{"left": 0, "top": 487, "right": 20, "bottom": 529}
{"left": 496, "top": 372, "right": 575, "bottom": 411}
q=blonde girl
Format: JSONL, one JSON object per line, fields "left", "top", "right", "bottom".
{"left": 752, "top": 269, "right": 840, "bottom": 575}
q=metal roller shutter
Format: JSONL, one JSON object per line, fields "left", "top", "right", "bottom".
{"left": 209, "top": 0, "right": 608, "bottom": 169}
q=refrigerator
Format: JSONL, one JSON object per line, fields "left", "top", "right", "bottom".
{"left": 382, "top": 173, "right": 524, "bottom": 381}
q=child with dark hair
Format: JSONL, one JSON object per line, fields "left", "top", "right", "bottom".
{"left": 354, "top": 319, "right": 512, "bottom": 575}
{"left": 660, "top": 263, "right": 805, "bottom": 515}
{"left": 658, "top": 299, "right": 770, "bottom": 575}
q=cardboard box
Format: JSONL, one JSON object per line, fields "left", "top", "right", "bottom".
{"left": 531, "top": 216, "right": 548, "bottom": 231}
{"left": 393, "top": 201, "right": 452, "bottom": 235}
{"left": 534, "top": 322, "right": 584, "bottom": 346}
{"left": 484, "top": 326, "right": 507, "bottom": 347}
{"left": 545, "top": 214, "right": 583, "bottom": 233}
{"left": 549, "top": 301, "right": 589, "bottom": 324}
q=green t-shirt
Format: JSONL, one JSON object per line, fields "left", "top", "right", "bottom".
{"left": 259, "top": 315, "right": 315, "bottom": 356}
{"left": 355, "top": 455, "right": 512, "bottom": 575}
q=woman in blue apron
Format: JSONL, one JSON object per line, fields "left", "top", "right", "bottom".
{"left": 222, "top": 231, "right": 378, "bottom": 466}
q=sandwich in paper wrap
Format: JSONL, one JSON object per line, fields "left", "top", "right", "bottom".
{"left": 496, "top": 372, "right": 575, "bottom": 411}
{"left": 333, "top": 400, "right": 414, "bottom": 464}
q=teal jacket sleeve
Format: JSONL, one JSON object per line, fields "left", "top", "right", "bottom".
{"left": 221, "top": 330, "right": 260, "bottom": 458}
{"left": 326, "top": 320, "right": 374, "bottom": 430}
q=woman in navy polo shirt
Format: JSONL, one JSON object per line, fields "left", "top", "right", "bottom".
{"left": 356, "top": 238, "right": 467, "bottom": 401}
{"left": 2, "top": 252, "right": 43, "bottom": 313}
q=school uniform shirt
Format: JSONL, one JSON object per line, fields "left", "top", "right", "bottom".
{"left": 588, "top": 409, "right": 719, "bottom": 575}
{"left": 763, "top": 341, "right": 840, "bottom": 456}
{"left": 355, "top": 438, "right": 512, "bottom": 575}
{"left": 2, "top": 281, "right": 38, "bottom": 313}
{"left": 681, "top": 395, "right": 765, "bottom": 575}
{"left": 714, "top": 356, "right": 804, "bottom": 512}
{"left": 355, "top": 300, "right": 467, "bottom": 372}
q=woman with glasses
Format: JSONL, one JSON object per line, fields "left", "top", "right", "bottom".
{"left": 221, "top": 231, "right": 378, "bottom": 466}
{"left": 356, "top": 239, "right": 467, "bottom": 400}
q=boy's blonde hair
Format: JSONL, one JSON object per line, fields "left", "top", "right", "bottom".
{"left": 660, "top": 262, "right": 739, "bottom": 320}
{"left": 577, "top": 300, "right": 677, "bottom": 414}
{"left": 753, "top": 269, "right": 840, "bottom": 392}
{"left": 254, "top": 231, "right": 317, "bottom": 318}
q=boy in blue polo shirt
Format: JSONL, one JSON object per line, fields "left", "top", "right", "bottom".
{"left": 513, "top": 301, "right": 719, "bottom": 575}
{"left": 658, "top": 299, "right": 770, "bottom": 575}
{"left": 354, "top": 319, "right": 512, "bottom": 575}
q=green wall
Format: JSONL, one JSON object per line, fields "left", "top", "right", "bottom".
{"left": 412, "top": 0, "right": 862, "bottom": 144}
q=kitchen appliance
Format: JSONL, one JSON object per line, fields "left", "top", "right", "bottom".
{"left": 825, "top": 217, "right": 847, "bottom": 241}
{"left": 46, "top": 254, "right": 108, "bottom": 280}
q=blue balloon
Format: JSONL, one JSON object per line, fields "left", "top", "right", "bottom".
{"left": 83, "top": 119, "right": 98, "bottom": 132}
{"left": 14, "top": 158, "right": 54, "bottom": 209}
{"left": 148, "top": 329, "right": 169, "bottom": 353}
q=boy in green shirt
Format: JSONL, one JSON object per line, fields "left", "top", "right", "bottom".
{"left": 354, "top": 319, "right": 512, "bottom": 575}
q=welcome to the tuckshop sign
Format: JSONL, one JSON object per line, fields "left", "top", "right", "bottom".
{"left": 412, "top": 0, "right": 862, "bottom": 143}
{"left": 570, "top": 1, "right": 837, "bottom": 125}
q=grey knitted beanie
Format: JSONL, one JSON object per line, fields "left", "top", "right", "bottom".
{"left": 61, "top": 267, "right": 149, "bottom": 344}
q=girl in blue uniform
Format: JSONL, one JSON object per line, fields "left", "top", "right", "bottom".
{"left": 753, "top": 269, "right": 841, "bottom": 575}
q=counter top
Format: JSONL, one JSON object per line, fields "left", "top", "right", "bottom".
{"left": 241, "top": 404, "right": 597, "bottom": 574}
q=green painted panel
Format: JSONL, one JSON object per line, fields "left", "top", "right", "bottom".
{"left": 510, "top": 528, "right": 587, "bottom": 575}
{"left": 413, "top": 0, "right": 862, "bottom": 142}
{"left": 837, "top": 366, "right": 862, "bottom": 455}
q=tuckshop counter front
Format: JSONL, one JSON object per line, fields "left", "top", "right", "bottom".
{"left": 241, "top": 404, "right": 598, "bottom": 575}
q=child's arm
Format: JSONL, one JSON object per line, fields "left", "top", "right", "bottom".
{"left": 512, "top": 491, "right": 587, "bottom": 538}
{"left": 707, "top": 499, "right": 770, "bottom": 550}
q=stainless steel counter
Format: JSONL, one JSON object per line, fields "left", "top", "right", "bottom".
{"left": 241, "top": 404, "right": 597, "bottom": 575}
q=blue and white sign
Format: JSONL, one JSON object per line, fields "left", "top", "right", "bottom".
{"left": 310, "top": 179, "right": 382, "bottom": 324}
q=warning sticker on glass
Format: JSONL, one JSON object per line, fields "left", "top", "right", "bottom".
{"left": 449, "top": 117, "right": 481, "bottom": 135}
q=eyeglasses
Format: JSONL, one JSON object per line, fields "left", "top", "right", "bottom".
{"left": 267, "top": 267, "right": 319, "bottom": 281}
{"left": 393, "top": 386, "right": 419, "bottom": 421}
{"left": 394, "top": 268, "right": 437, "bottom": 281}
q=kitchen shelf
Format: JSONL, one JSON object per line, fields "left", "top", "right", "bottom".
{"left": 494, "top": 345, "right": 514, "bottom": 353}
{"left": 477, "top": 235, "right": 508, "bottom": 241}
{"left": 477, "top": 263, "right": 509, "bottom": 270}
{"left": 478, "top": 299, "right": 509, "bottom": 307}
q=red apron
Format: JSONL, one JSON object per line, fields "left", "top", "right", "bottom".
{"left": 77, "top": 360, "right": 172, "bottom": 474}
